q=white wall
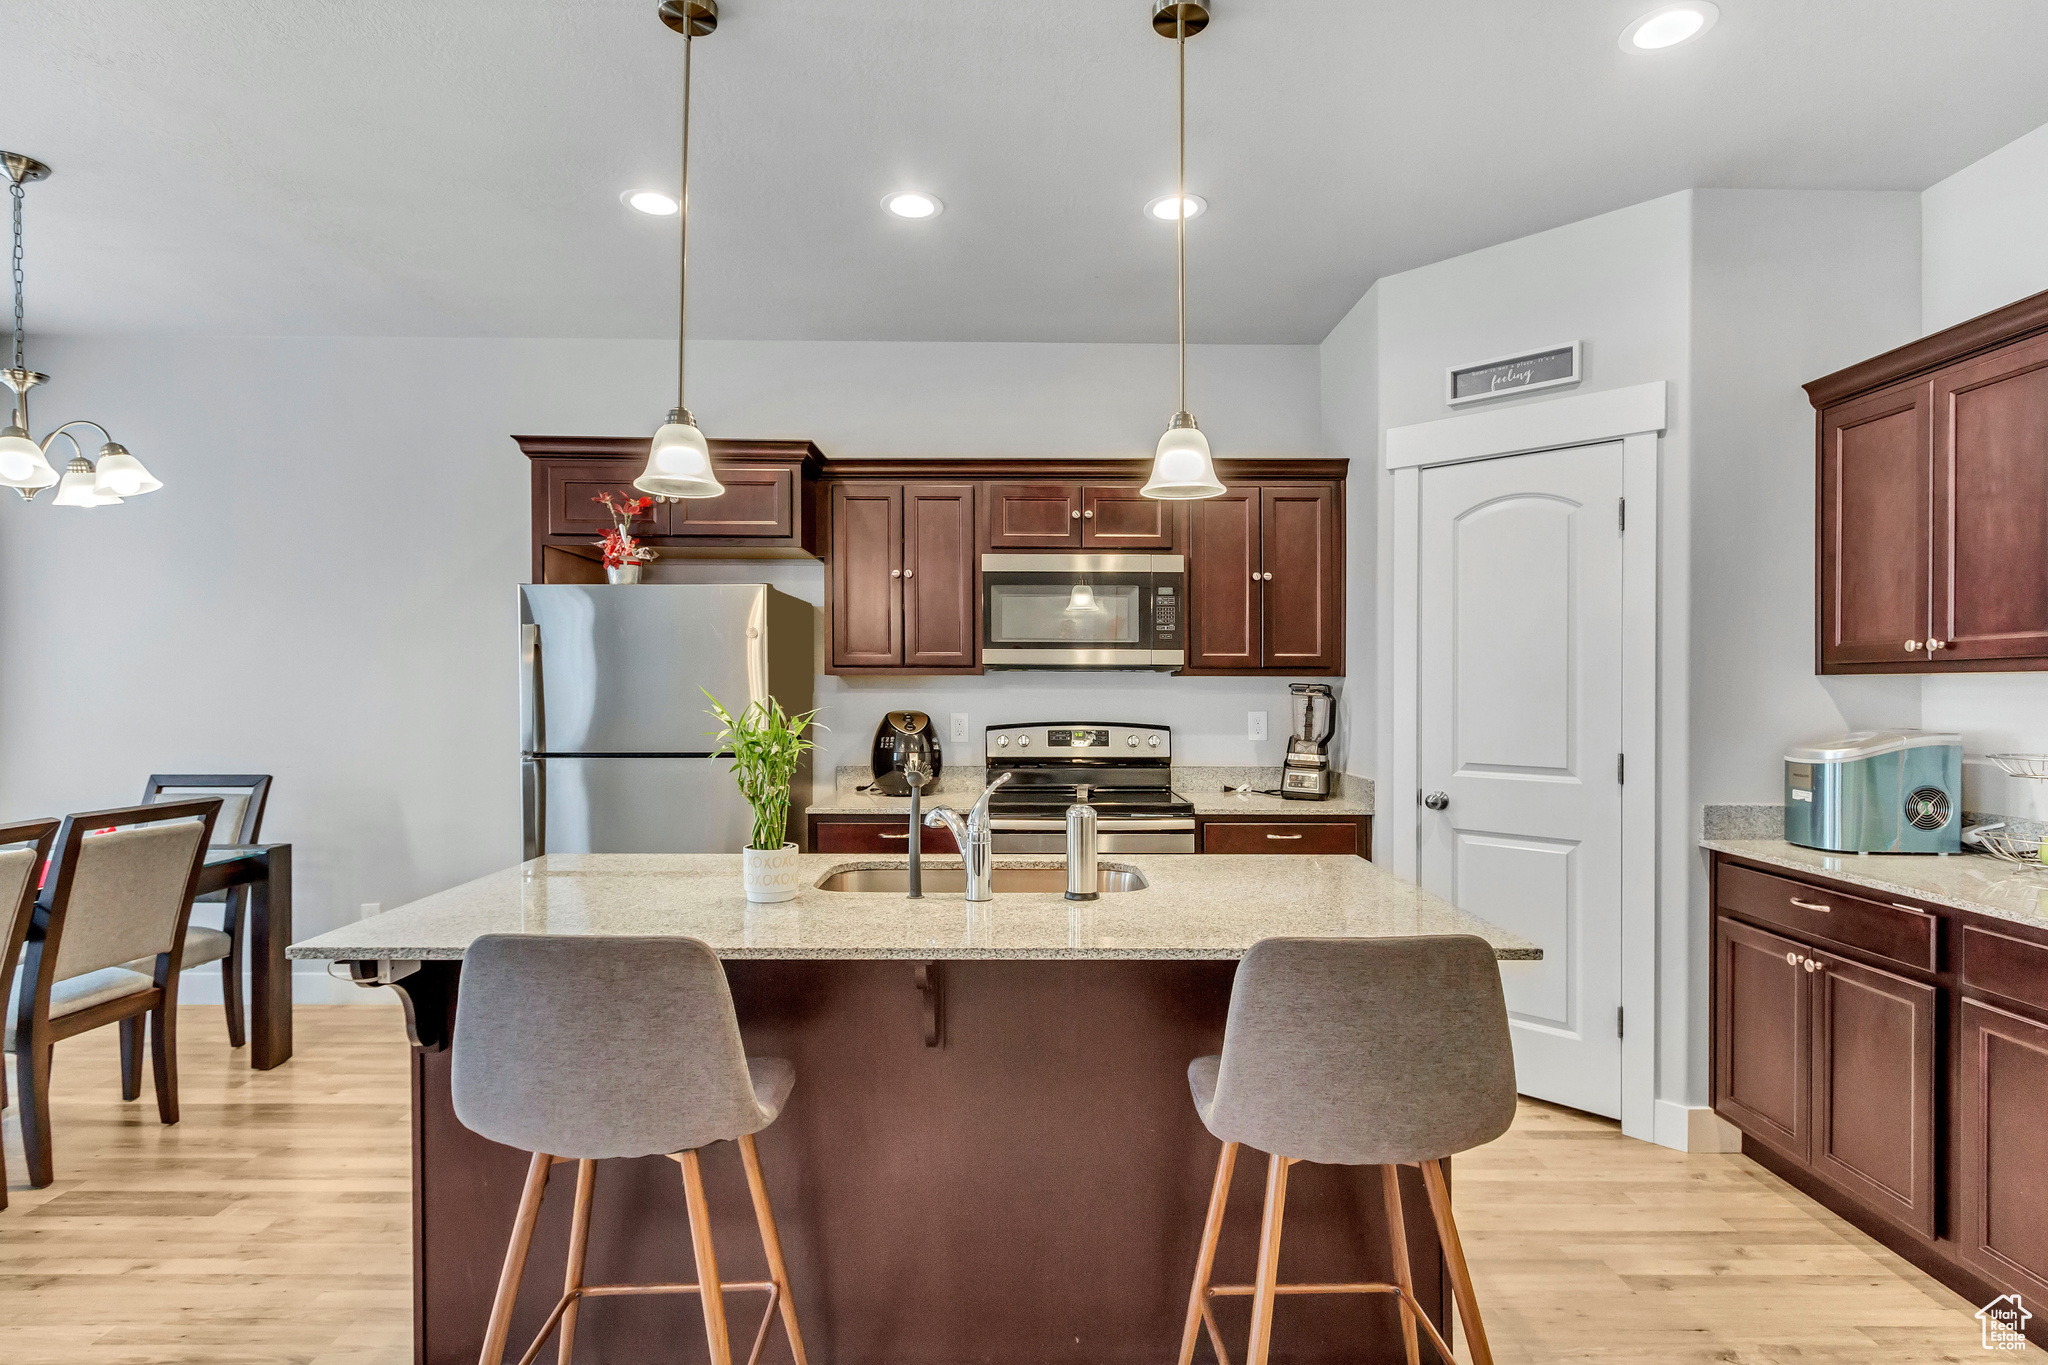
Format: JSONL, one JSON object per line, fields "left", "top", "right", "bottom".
{"left": 0, "top": 335, "right": 1324, "bottom": 948}
{"left": 1318, "top": 282, "right": 1378, "bottom": 781}
{"left": 1919, "top": 118, "right": 2048, "bottom": 818}
{"left": 1923, "top": 120, "right": 2048, "bottom": 333}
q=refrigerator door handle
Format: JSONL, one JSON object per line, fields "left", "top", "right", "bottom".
{"left": 520, "top": 623, "right": 542, "bottom": 753}
{"left": 522, "top": 758, "right": 545, "bottom": 863}
{"left": 746, "top": 591, "right": 769, "bottom": 707}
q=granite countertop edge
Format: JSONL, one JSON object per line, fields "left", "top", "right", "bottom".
{"left": 1701, "top": 837, "right": 2048, "bottom": 931}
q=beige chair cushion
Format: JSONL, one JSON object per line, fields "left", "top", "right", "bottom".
{"left": 5, "top": 965, "right": 155, "bottom": 1053}
{"left": 53, "top": 822, "right": 207, "bottom": 980}
{"left": 0, "top": 845, "right": 37, "bottom": 944}
{"left": 150, "top": 789, "right": 251, "bottom": 845}
{"left": 123, "top": 926, "right": 231, "bottom": 976}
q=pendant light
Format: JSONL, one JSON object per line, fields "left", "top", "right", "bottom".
{"left": 634, "top": 0, "right": 726, "bottom": 502}
{"left": 0, "top": 153, "right": 159, "bottom": 506}
{"left": 1141, "top": 2, "right": 1224, "bottom": 502}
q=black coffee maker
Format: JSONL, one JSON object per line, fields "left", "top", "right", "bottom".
{"left": 871, "top": 712, "right": 943, "bottom": 795}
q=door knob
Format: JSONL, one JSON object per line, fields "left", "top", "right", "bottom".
{"left": 1904, "top": 640, "right": 1922, "bottom": 652}
{"left": 1423, "top": 792, "right": 1449, "bottom": 810}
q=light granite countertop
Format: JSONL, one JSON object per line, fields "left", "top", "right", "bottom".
{"left": 288, "top": 853, "right": 1533, "bottom": 963}
{"left": 1702, "top": 838, "right": 2048, "bottom": 931}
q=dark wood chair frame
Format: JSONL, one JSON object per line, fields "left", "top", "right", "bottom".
{"left": 0, "top": 816, "right": 61, "bottom": 1211}
{"left": 142, "top": 774, "right": 271, "bottom": 1048}
{"left": 12, "top": 799, "right": 221, "bottom": 1190}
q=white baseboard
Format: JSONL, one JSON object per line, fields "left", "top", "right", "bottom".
{"left": 1653, "top": 1099, "right": 1743, "bottom": 1153}
{"left": 173, "top": 967, "right": 384, "bottom": 1007}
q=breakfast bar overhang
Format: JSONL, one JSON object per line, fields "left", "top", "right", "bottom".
{"left": 291, "top": 853, "right": 1537, "bottom": 1365}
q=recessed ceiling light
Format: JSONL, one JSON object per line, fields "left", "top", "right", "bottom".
{"left": 622, "top": 190, "right": 679, "bottom": 215}
{"left": 1146, "top": 194, "right": 1207, "bottom": 221}
{"left": 1619, "top": 2, "right": 1718, "bottom": 52}
{"left": 883, "top": 191, "right": 943, "bottom": 219}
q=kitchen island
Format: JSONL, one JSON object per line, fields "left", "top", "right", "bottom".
{"left": 293, "top": 853, "right": 1535, "bottom": 1365}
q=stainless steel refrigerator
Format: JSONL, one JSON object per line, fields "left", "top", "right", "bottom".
{"left": 519, "top": 584, "right": 815, "bottom": 860}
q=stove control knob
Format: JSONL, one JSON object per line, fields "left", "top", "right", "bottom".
{"left": 1018, "top": 735, "right": 1031, "bottom": 748}
{"left": 1148, "top": 736, "right": 1161, "bottom": 749}
{"left": 996, "top": 735, "right": 1010, "bottom": 748}
{"left": 1127, "top": 735, "right": 1139, "bottom": 748}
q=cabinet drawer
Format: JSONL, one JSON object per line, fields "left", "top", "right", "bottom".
{"left": 812, "top": 819, "right": 956, "bottom": 854}
{"left": 1203, "top": 821, "right": 1357, "bottom": 855}
{"left": 1716, "top": 862, "right": 1937, "bottom": 973}
{"left": 984, "top": 483, "right": 1083, "bottom": 549}
{"left": 543, "top": 460, "right": 666, "bottom": 538}
{"left": 1963, "top": 924, "right": 2048, "bottom": 1017}
{"left": 669, "top": 465, "right": 794, "bottom": 539}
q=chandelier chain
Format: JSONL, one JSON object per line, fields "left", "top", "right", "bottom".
{"left": 11, "top": 178, "right": 24, "bottom": 371}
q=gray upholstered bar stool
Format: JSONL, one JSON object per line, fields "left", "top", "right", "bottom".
{"left": 1177, "top": 935, "right": 1517, "bottom": 1365}
{"left": 453, "top": 934, "right": 808, "bottom": 1365}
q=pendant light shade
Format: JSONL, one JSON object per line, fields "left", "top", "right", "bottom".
{"left": 1143, "top": 415, "right": 1223, "bottom": 500}
{"left": 1142, "top": 1, "right": 1221, "bottom": 503}
{"left": 53, "top": 455, "right": 120, "bottom": 507}
{"left": 634, "top": 0, "right": 726, "bottom": 502}
{"left": 638, "top": 408, "right": 722, "bottom": 499}
{"left": 0, "top": 427, "right": 56, "bottom": 490}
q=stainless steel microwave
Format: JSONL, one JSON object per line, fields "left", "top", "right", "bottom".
{"left": 980, "top": 554, "right": 1185, "bottom": 669}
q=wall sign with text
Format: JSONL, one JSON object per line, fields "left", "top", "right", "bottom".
{"left": 1445, "top": 342, "right": 1581, "bottom": 407}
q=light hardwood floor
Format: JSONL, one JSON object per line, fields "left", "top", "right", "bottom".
{"left": 0, "top": 1004, "right": 2013, "bottom": 1364}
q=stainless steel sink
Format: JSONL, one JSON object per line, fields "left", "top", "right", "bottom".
{"left": 815, "top": 866, "right": 1148, "bottom": 894}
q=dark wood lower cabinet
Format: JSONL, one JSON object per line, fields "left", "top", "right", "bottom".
{"left": 1712, "top": 852, "right": 2048, "bottom": 1345}
{"left": 810, "top": 816, "right": 958, "bottom": 854}
{"left": 1959, "top": 998, "right": 2048, "bottom": 1302}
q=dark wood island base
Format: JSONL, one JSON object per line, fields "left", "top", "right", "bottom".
{"left": 395, "top": 957, "right": 1451, "bottom": 1365}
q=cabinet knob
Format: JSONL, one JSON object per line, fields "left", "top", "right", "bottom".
{"left": 1072, "top": 510, "right": 1082, "bottom": 519}
{"left": 1802, "top": 957, "right": 1823, "bottom": 973}
{"left": 1251, "top": 570, "right": 1260, "bottom": 581}
{"left": 1904, "top": 640, "right": 1922, "bottom": 652}
{"left": 1929, "top": 638, "right": 1947, "bottom": 651}
{"left": 1263, "top": 572, "right": 1274, "bottom": 581}
{"left": 1084, "top": 510, "right": 1095, "bottom": 518}
{"left": 1785, "top": 951, "right": 1800, "bottom": 965}
{"left": 891, "top": 569, "right": 902, "bottom": 578}
{"left": 904, "top": 569, "right": 914, "bottom": 579}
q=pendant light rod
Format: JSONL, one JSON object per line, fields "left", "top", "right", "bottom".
{"left": 1176, "top": 9, "right": 1187, "bottom": 419}
{"left": 677, "top": 25, "right": 691, "bottom": 414}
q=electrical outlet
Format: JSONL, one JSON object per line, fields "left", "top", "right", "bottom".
{"left": 360, "top": 902, "right": 382, "bottom": 922}
{"left": 951, "top": 712, "right": 970, "bottom": 743}
{"left": 1248, "top": 711, "right": 1267, "bottom": 741}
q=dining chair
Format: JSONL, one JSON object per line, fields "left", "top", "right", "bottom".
{"left": 132, "top": 775, "right": 271, "bottom": 1048}
{"left": 0, "top": 817, "right": 60, "bottom": 1211}
{"left": 7, "top": 799, "right": 220, "bottom": 1189}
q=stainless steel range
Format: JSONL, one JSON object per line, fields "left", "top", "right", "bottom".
{"left": 983, "top": 723, "right": 1196, "bottom": 853}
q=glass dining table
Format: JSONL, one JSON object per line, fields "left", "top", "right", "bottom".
{"left": 198, "top": 843, "right": 292, "bottom": 1069}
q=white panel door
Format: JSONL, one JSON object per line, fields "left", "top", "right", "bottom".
{"left": 1419, "top": 442, "right": 1625, "bottom": 1117}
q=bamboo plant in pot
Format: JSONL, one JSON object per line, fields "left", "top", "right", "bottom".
{"left": 705, "top": 690, "right": 820, "bottom": 903}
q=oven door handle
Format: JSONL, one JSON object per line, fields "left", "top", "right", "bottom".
{"left": 989, "top": 817, "right": 1196, "bottom": 832}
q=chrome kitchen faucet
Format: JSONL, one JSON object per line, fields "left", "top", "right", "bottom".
{"left": 922, "top": 772, "right": 1013, "bottom": 902}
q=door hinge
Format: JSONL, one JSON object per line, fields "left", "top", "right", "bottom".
{"left": 1618, "top": 496, "right": 1626, "bottom": 532}
{"left": 1617, "top": 1006, "right": 1624, "bottom": 1038}
{"left": 1617, "top": 752, "right": 1625, "bottom": 785}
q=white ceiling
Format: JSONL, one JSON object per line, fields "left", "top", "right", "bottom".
{"left": 10, "top": 0, "right": 2048, "bottom": 344}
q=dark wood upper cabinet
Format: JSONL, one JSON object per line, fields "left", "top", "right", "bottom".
{"left": 1187, "top": 487, "right": 1262, "bottom": 670}
{"left": 903, "top": 484, "right": 978, "bottom": 670}
{"left": 984, "top": 483, "right": 1084, "bottom": 550}
{"left": 830, "top": 482, "right": 902, "bottom": 669}
{"left": 1082, "top": 485, "right": 1179, "bottom": 550}
{"left": 1261, "top": 484, "right": 1342, "bottom": 672}
{"left": 1808, "top": 286, "right": 2048, "bottom": 673}
{"left": 1807, "top": 947, "right": 1937, "bottom": 1237}
{"left": 518, "top": 437, "right": 822, "bottom": 581}
{"left": 1959, "top": 998, "right": 2048, "bottom": 1302}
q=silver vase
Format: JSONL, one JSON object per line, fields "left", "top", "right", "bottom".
{"left": 606, "top": 564, "right": 644, "bottom": 585}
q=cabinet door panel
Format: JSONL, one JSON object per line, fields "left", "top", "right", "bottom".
{"left": 1262, "top": 483, "right": 1341, "bottom": 671}
{"left": 1809, "top": 949, "right": 1937, "bottom": 1237}
{"left": 544, "top": 460, "right": 668, "bottom": 538}
{"left": 1202, "top": 821, "right": 1358, "bottom": 855}
{"left": 985, "top": 483, "right": 1083, "bottom": 549}
{"left": 904, "top": 483, "right": 978, "bottom": 670}
{"left": 812, "top": 819, "right": 955, "bottom": 854}
{"left": 670, "top": 464, "right": 795, "bottom": 540}
{"left": 1715, "top": 916, "right": 1809, "bottom": 1162}
{"left": 1935, "top": 332, "right": 2048, "bottom": 662}
{"left": 1959, "top": 999, "right": 2048, "bottom": 1302}
{"left": 830, "top": 483, "right": 902, "bottom": 667}
{"left": 1187, "top": 488, "right": 1261, "bottom": 670}
{"left": 1819, "top": 382, "right": 1932, "bottom": 667}
{"left": 1082, "top": 485, "right": 1178, "bottom": 550}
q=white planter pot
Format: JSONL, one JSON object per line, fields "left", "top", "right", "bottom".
{"left": 744, "top": 843, "right": 801, "bottom": 903}
{"left": 606, "top": 564, "right": 644, "bottom": 584}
